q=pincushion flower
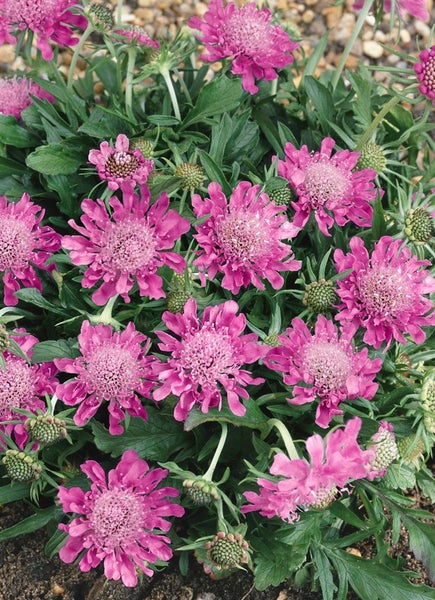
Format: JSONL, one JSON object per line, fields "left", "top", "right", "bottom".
{"left": 264, "top": 315, "right": 382, "bottom": 428}
{"left": 0, "top": 192, "right": 62, "bottom": 306}
{"left": 192, "top": 181, "right": 301, "bottom": 295}
{"left": 0, "top": 77, "right": 54, "bottom": 119}
{"left": 334, "top": 236, "right": 435, "bottom": 349}
{"left": 0, "top": 330, "right": 58, "bottom": 449}
{"left": 88, "top": 133, "right": 154, "bottom": 193}
{"left": 242, "top": 417, "right": 375, "bottom": 522}
{"left": 277, "top": 137, "right": 379, "bottom": 236}
{"left": 113, "top": 25, "right": 160, "bottom": 49}
{"left": 55, "top": 320, "right": 156, "bottom": 435}
{"left": 414, "top": 45, "right": 435, "bottom": 105}
{"left": 152, "top": 298, "right": 265, "bottom": 421}
{"left": 353, "top": 0, "right": 430, "bottom": 22}
{"left": 0, "top": 0, "right": 87, "bottom": 61}
{"left": 188, "top": 0, "right": 299, "bottom": 94}
{"left": 61, "top": 186, "right": 190, "bottom": 305}
{"left": 58, "top": 449, "right": 185, "bottom": 587}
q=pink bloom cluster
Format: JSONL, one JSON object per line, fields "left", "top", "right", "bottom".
{"left": 0, "top": 330, "right": 58, "bottom": 449}
{"left": 414, "top": 45, "right": 435, "bottom": 105}
{"left": 55, "top": 321, "right": 156, "bottom": 435}
{"left": 192, "top": 181, "right": 301, "bottom": 295}
{"left": 113, "top": 25, "right": 160, "bottom": 49}
{"left": 277, "top": 137, "right": 379, "bottom": 236}
{"left": 242, "top": 417, "right": 377, "bottom": 522}
{"left": 62, "top": 185, "right": 190, "bottom": 305}
{"left": 0, "top": 0, "right": 87, "bottom": 60}
{"left": 0, "top": 77, "right": 54, "bottom": 119}
{"left": 264, "top": 315, "right": 382, "bottom": 428}
{"left": 353, "top": 0, "right": 430, "bottom": 22}
{"left": 153, "top": 298, "right": 265, "bottom": 421}
{"left": 0, "top": 193, "right": 61, "bottom": 306}
{"left": 88, "top": 134, "right": 154, "bottom": 193}
{"left": 189, "top": 0, "right": 299, "bottom": 94}
{"left": 58, "top": 450, "right": 185, "bottom": 587}
{"left": 334, "top": 236, "right": 435, "bottom": 349}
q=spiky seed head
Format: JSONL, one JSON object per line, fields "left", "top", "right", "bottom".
{"left": 303, "top": 279, "right": 337, "bottom": 314}
{"left": 2, "top": 450, "right": 42, "bottom": 482}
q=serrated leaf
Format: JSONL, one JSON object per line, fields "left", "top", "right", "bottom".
{"left": 184, "top": 399, "right": 269, "bottom": 432}
{"left": 181, "top": 77, "right": 242, "bottom": 129}
{"left": 401, "top": 516, "right": 435, "bottom": 582}
{"left": 0, "top": 114, "right": 39, "bottom": 147}
{"left": 312, "top": 546, "right": 337, "bottom": 600}
{"left": 26, "top": 144, "right": 83, "bottom": 175}
{"left": 383, "top": 462, "right": 416, "bottom": 490}
{"left": 253, "top": 538, "right": 298, "bottom": 590}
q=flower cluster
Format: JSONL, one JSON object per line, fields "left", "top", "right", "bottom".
{"left": 0, "top": 77, "right": 54, "bottom": 119}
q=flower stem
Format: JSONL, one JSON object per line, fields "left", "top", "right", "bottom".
{"left": 268, "top": 418, "right": 299, "bottom": 460}
{"left": 125, "top": 46, "right": 137, "bottom": 121}
{"left": 331, "top": 0, "right": 374, "bottom": 90}
{"left": 160, "top": 66, "right": 181, "bottom": 121}
{"left": 116, "top": 0, "right": 123, "bottom": 27}
{"left": 89, "top": 295, "right": 119, "bottom": 327}
{"left": 67, "top": 23, "right": 94, "bottom": 91}
{"left": 203, "top": 423, "right": 228, "bottom": 482}
{"left": 355, "top": 95, "right": 400, "bottom": 151}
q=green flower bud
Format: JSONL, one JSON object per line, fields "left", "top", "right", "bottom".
{"left": 205, "top": 532, "right": 250, "bottom": 571}
{"left": 404, "top": 207, "right": 434, "bottom": 245}
{"left": 174, "top": 163, "right": 205, "bottom": 190}
{"left": 25, "top": 415, "right": 67, "bottom": 446}
{"left": 268, "top": 186, "right": 293, "bottom": 206}
{"left": 303, "top": 279, "right": 337, "bottom": 314}
{"left": 2, "top": 450, "right": 42, "bottom": 482}
{"left": 397, "top": 434, "right": 425, "bottom": 463}
{"left": 183, "top": 479, "right": 219, "bottom": 506}
{"left": 87, "top": 2, "right": 114, "bottom": 30}
{"left": 130, "top": 138, "right": 155, "bottom": 160}
{"left": 421, "top": 373, "right": 435, "bottom": 434}
{"left": 356, "top": 141, "right": 387, "bottom": 174}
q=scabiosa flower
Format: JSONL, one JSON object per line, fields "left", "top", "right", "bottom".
{"left": 192, "top": 181, "right": 301, "bottom": 295}
{"left": 88, "top": 133, "right": 154, "bottom": 193}
{"left": 353, "top": 0, "right": 429, "bottom": 22}
{"left": 61, "top": 186, "right": 190, "bottom": 305}
{"left": 55, "top": 320, "right": 156, "bottom": 435}
{"left": 0, "top": 77, "right": 54, "bottom": 119}
{"left": 264, "top": 315, "right": 382, "bottom": 428}
{"left": 334, "top": 236, "right": 435, "bottom": 349}
{"left": 414, "top": 45, "right": 435, "bottom": 105}
{"left": 277, "top": 137, "right": 379, "bottom": 236}
{"left": 0, "top": 330, "right": 58, "bottom": 449}
{"left": 242, "top": 417, "right": 375, "bottom": 522}
{"left": 58, "top": 450, "right": 185, "bottom": 587}
{"left": 152, "top": 298, "right": 265, "bottom": 421}
{"left": 0, "top": 0, "right": 88, "bottom": 61}
{"left": 188, "top": 0, "right": 299, "bottom": 94}
{"left": 113, "top": 25, "right": 160, "bottom": 49}
{"left": 0, "top": 192, "right": 61, "bottom": 306}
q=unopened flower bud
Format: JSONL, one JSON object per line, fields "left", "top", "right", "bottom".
{"left": 356, "top": 141, "right": 386, "bottom": 174}
{"left": 183, "top": 479, "right": 219, "bottom": 506}
{"left": 166, "top": 289, "right": 191, "bottom": 313}
{"left": 130, "top": 138, "right": 155, "bottom": 160}
{"left": 174, "top": 163, "right": 205, "bottom": 190}
{"left": 404, "top": 207, "right": 433, "bottom": 245}
{"left": 25, "top": 415, "right": 67, "bottom": 446}
{"left": 421, "top": 373, "right": 435, "bottom": 434}
{"left": 205, "top": 531, "right": 250, "bottom": 571}
{"left": 264, "top": 332, "right": 280, "bottom": 347}
{"left": 303, "top": 279, "right": 337, "bottom": 314}
{"left": 0, "top": 325, "right": 10, "bottom": 353}
{"left": 368, "top": 421, "right": 399, "bottom": 478}
{"left": 268, "top": 185, "right": 293, "bottom": 206}
{"left": 397, "top": 433, "right": 425, "bottom": 463}
{"left": 2, "top": 450, "right": 42, "bottom": 482}
{"left": 87, "top": 2, "right": 114, "bottom": 30}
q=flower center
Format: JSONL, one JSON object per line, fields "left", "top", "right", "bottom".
{"left": 5, "top": 0, "right": 58, "bottom": 29}
{"left": 0, "top": 359, "right": 36, "bottom": 417}
{"left": 304, "top": 161, "right": 350, "bottom": 209}
{"left": 180, "top": 328, "right": 237, "bottom": 389}
{"left": 216, "top": 212, "right": 268, "bottom": 262}
{"left": 105, "top": 151, "right": 139, "bottom": 178}
{"left": 90, "top": 489, "right": 143, "bottom": 549}
{"left": 304, "top": 340, "right": 352, "bottom": 394}
{"left": 358, "top": 265, "right": 412, "bottom": 317}
{"left": 0, "top": 215, "right": 34, "bottom": 271}
{"left": 224, "top": 8, "right": 270, "bottom": 57}
{"left": 102, "top": 218, "right": 157, "bottom": 272}
{"left": 84, "top": 344, "right": 139, "bottom": 400}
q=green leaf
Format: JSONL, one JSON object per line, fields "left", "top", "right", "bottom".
{"left": 13, "top": 288, "right": 65, "bottom": 314}
{"left": 0, "top": 507, "right": 55, "bottom": 542}
{"left": 31, "top": 339, "right": 79, "bottom": 363}
{"left": 253, "top": 538, "right": 297, "bottom": 590}
{"left": 0, "top": 157, "right": 27, "bottom": 176}
{"left": 147, "top": 114, "right": 181, "bottom": 126}
{"left": 304, "top": 76, "right": 334, "bottom": 131}
{"left": 383, "top": 462, "right": 416, "bottom": 491}
{"left": 26, "top": 143, "right": 83, "bottom": 175}
{"left": 401, "top": 515, "right": 435, "bottom": 582}
{"left": 181, "top": 77, "right": 242, "bottom": 129}
{"left": 0, "top": 482, "right": 30, "bottom": 504}
{"left": 199, "top": 150, "right": 232, "bottom": 196}
{"left": 77, "top": 106, "right": 132, "bottom": 138}
{"left": 184, "top": 399, "right": 269, "bottom": 432}
{"left": 311, "top": 546, "right": 337, "bottom": 600}
{"left": 0, "top": 114, "right": 39, "bottom": 147}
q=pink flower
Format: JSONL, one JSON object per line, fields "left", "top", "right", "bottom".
{"left": 55, "top": 321, "right": 157, "bottom": 435}
{"left": 61, "top": 186, "right": 190, "bottom": 305}
{"left": 152, "top": 298, "right": 265, "bottom": 421}
{"left": 113, "top": 25, "right": 160, "bottom": 48}
{"left": 334, "top": 236, "right": 435, "bottom": 349}
{"left": 353, "top": 0, "right": 429, "bottom": 22}
{"left": 0, "top": 0, "right": 87, "bottom": 61}
{"left": 0, "top": 77, "right": 54, "bottom": 119}
{"left": 0, "top": 330, "right": 58, "bottom": 449}
{"left": 264, "top": 315, "right": 382, "bottom": 428}
{"left": 58, "top": 449, "right": 185, "bottom": 587}
{"left": 414, "top": 45, "right": 435, "bottom": 105}
{"left": 277, "top": 137, "right": 379, "bottom": 236}
{"left": 242, "top": 417, "right": 375, "bottom": 522}
{"left": 88, "top": 133, "right": 154, "bottom": 193}
{"left": 192, "top": 181, "right": 301, "bottom": 295}
{"left": 0, "top": 192, "right": 61, "bottom": 306}
{"left": 189, "top": 0, "right": 299, "bottom": 94}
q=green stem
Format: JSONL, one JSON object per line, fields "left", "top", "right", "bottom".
{"left": 116, "top": 0, "right": 124, "bottom": 27}
{"left": 331, "top": 0, "right": 374, "bottom": 90}
{"left": 160, "top": 66, "right": 181, "bottom": 121}
{"left": 125, "top": 46, "right": 137, "bottom": 121}
{"left": 268, "top": 418, "right": 299, "bottom": 460}
{"left": 355, "top": 95, "right": 400, "bottom": 151}
{"left": 90, "top": 295, "right": 119, "bottom": 326}
{"left": 203, "top": 423, "right": 228, "bottom": 482}
{"left": 356, "top": 485, "right": 384, "bottom": 551}
{"left": 67, "top": 23, "right": 94, "bottom": 90}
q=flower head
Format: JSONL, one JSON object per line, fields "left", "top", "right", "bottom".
{"left": 277, "top": 138, "right": 379, "bottom": 236}
{"left": 0, "top": 0, "right": 88, "bottom": 60}
{"left": 0, "top": 330, "right": 58, "bottom": 449}
{"left": 189, "top": 0, "right": 299, "bottom": 94}
{"left": 334, "top": 236, "right": 435, "bottom": 349}
{"left": 88, "top": 133, "right": 154, "bottom": 193}
{"left": 153, "top": 298, "right": 265, "bottom": 421}
{"left": 414, "top": 45, "right": 435, "bottom": 105}
{"left": 242, "top": 417, "right": 375, "bottom": 522}
{"left": 62, "top": 186, "right": 190, "bottom": 305}
{"left": 192, "top": 181, "right": 301, "bottom": 295}
{"left": 0, "top": 77, "right": 54, "bottom": 119}
{"left": 113, "top": 25, "right": 160, "bottom": 48}
{"left": 55, "top": 320, "right": 156, "bottom": 435}
{"left": 0, "top": 193, "right": 61, "bottom": 306}
{"left": 367, "top": 421, "right": 398, "bottom": 479}
{"left": 58, "top": 450, "right": 184, "bottom": 587}
{"left": 353, "top": 0, "right": 429, "bottom": 22}
{"left": 264, "top": 315, "right": 382, "bottom": 428}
